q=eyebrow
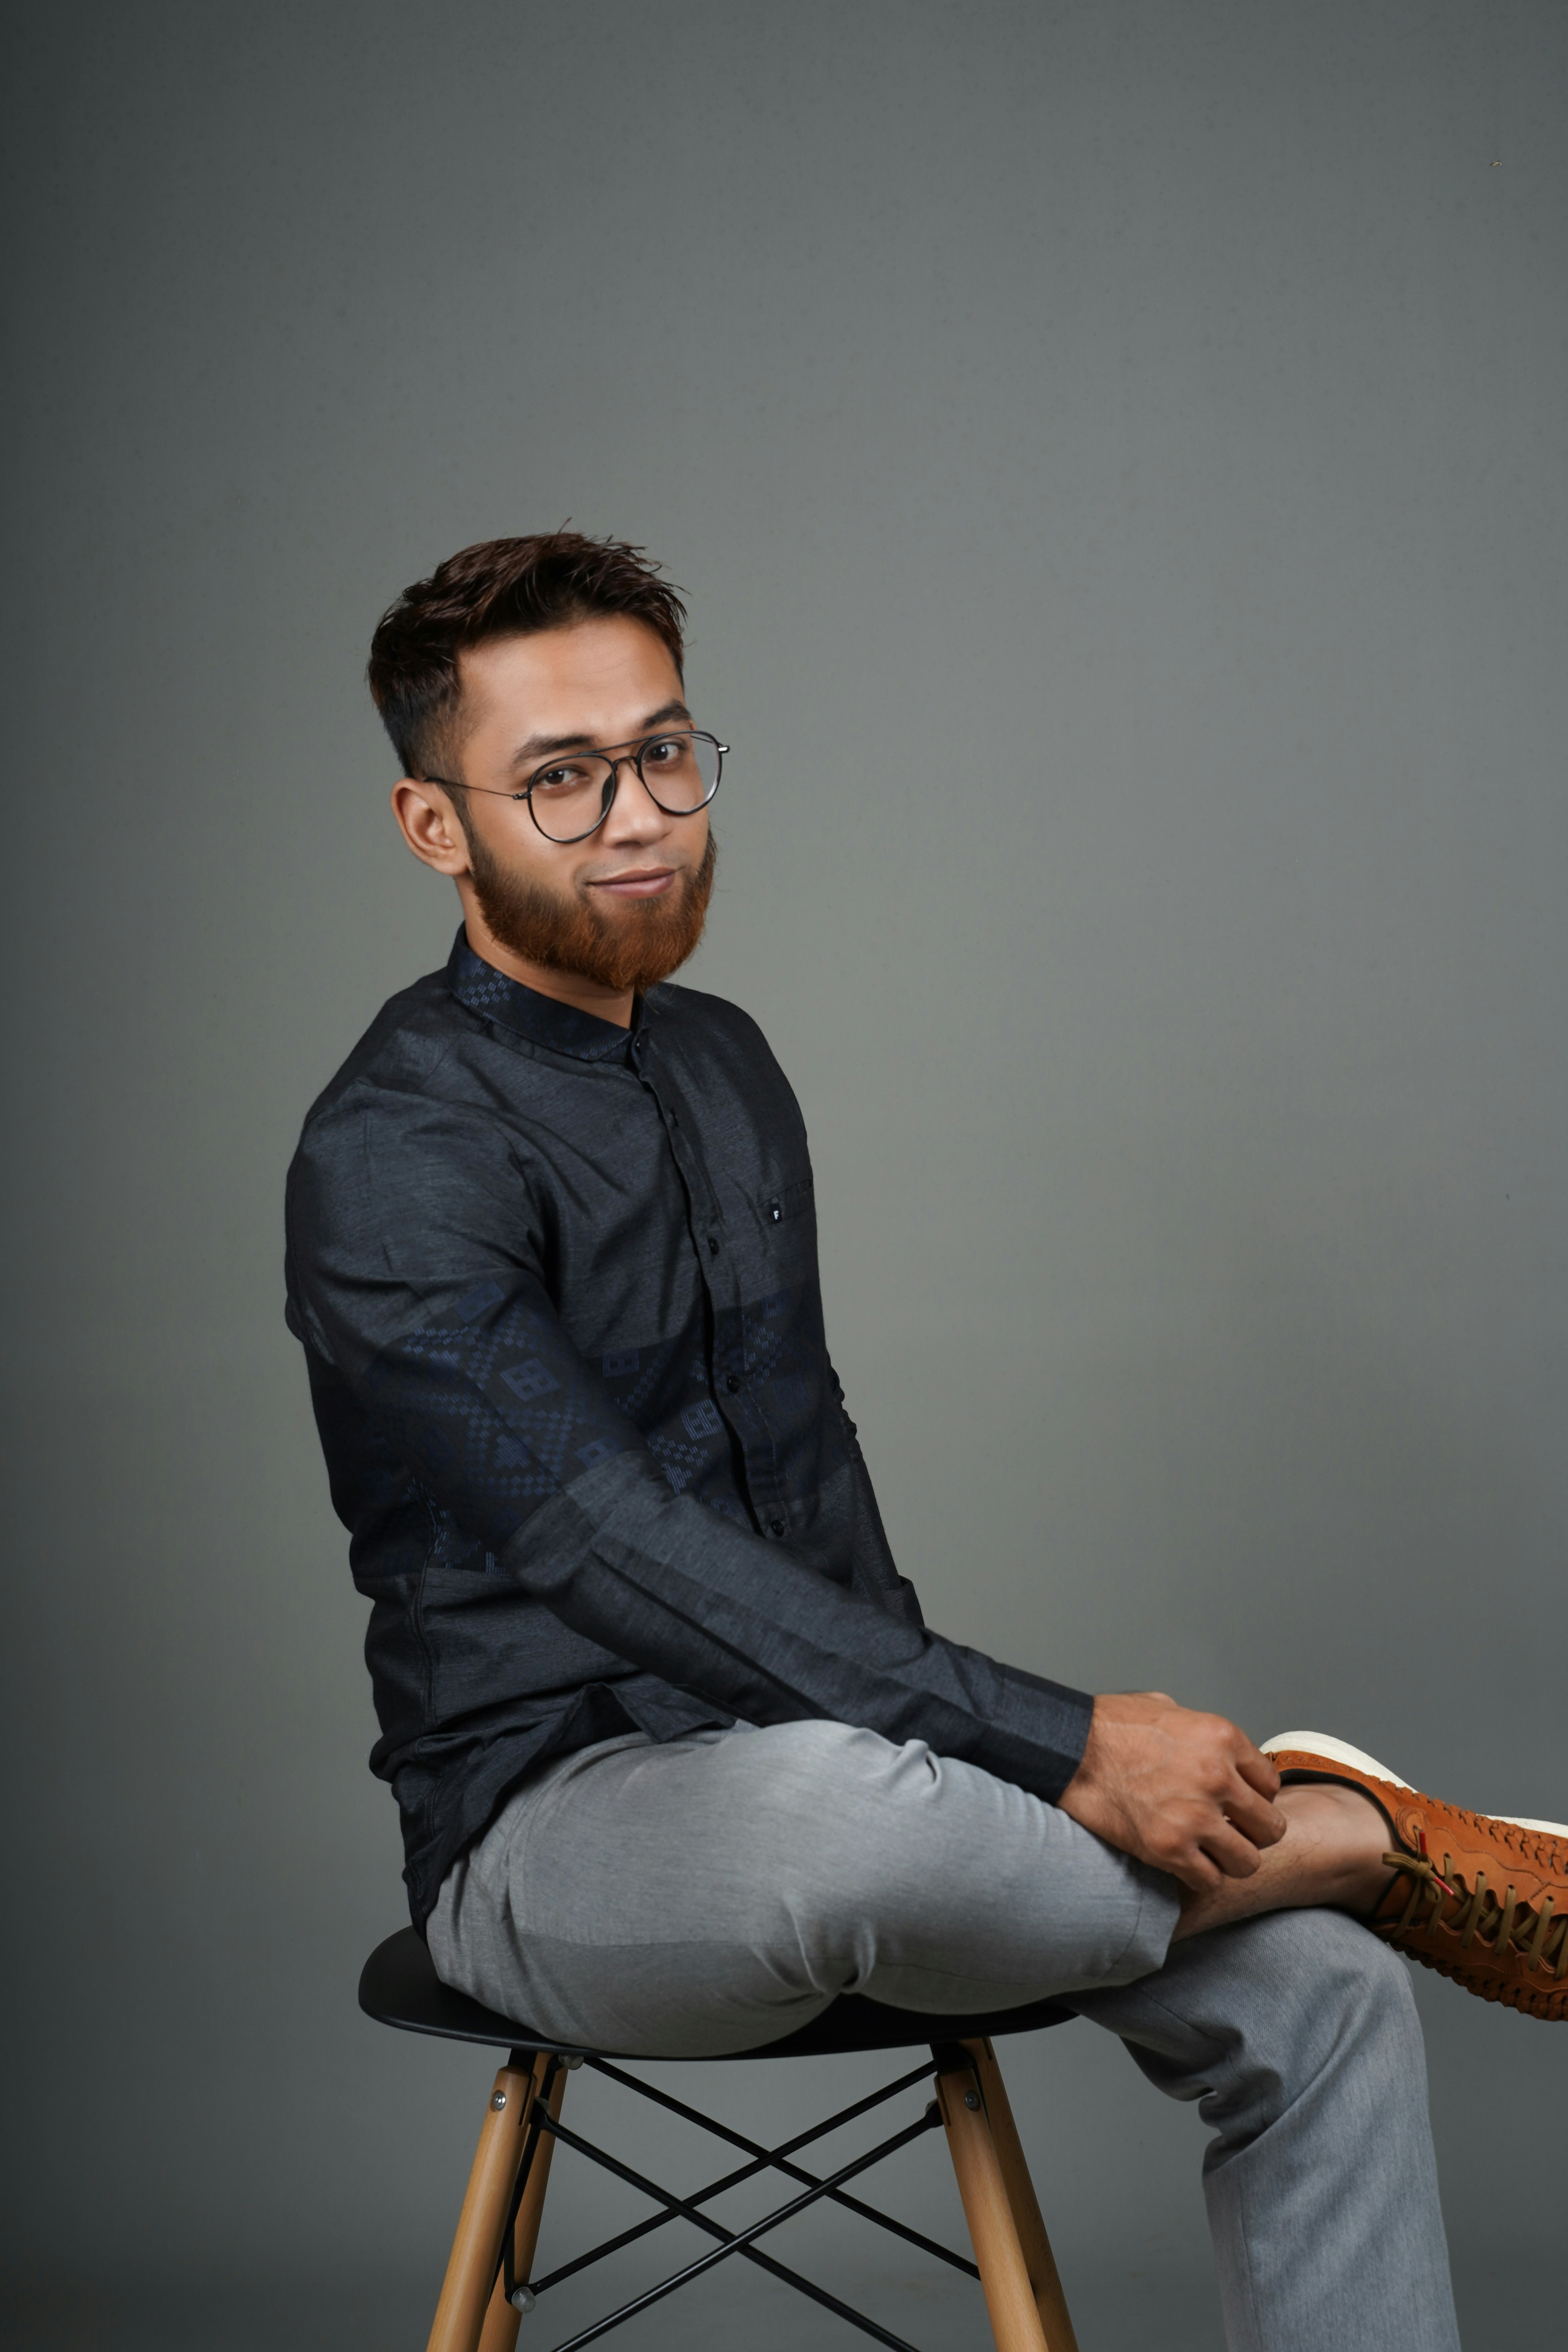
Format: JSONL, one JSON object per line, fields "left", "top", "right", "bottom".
{"left": 507, "top": 700, "right": 693, "bottom": 769}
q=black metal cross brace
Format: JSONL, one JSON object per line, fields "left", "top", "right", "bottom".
{"left": 494, "top": 2045, "right": 982, "bottom": 2352}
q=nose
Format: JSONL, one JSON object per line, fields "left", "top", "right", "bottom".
{"left": 599, "top": 753, "right": 674, "bottom": 842}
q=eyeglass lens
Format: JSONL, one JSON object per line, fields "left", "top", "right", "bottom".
{"left": 529, "top": 731, "right": 722, "bottom": 842}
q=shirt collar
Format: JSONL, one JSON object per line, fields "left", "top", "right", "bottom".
{"left": 446, "top": 930, "right": 639, "bottom": 1064}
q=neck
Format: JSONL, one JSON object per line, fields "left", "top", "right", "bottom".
{"left": 459, "top": 896, "right": 635, "bottom": 1028}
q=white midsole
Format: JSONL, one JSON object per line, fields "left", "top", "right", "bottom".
{"left": 1261, "top": 1730, "right": 1568, "bottom": 1838}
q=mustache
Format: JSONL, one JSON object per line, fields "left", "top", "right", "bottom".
{"left": 466, "top": 831, "right": 717, "bottom": 996}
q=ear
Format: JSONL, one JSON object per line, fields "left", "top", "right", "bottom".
{"left": 391, "top": 778, "right": 471, "bottom": 877}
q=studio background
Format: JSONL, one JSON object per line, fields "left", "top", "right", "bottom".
{"left": 3, "top": 3, "right": 1563, "bottom": 2347}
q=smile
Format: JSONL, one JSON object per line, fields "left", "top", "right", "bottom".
{"left": 588, "top": 868, "right": 679, "bottom": 900}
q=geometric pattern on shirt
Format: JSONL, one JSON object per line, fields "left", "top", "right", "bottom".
{"left": 645, "top": 1431, "right": 711, "bottom": 1496}
{"left": 366, "top": 1287, "right": 631, "bottom": 1548}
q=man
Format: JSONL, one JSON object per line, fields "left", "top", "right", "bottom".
{"left": 286, "top": 532, "right": 1565, "bottom": 2352}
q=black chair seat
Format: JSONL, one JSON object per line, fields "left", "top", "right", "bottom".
{"left": 360, "top": 1927, "right": 1073, "bottom": 2061}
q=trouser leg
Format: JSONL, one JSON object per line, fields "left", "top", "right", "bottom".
{"left": 428, "top": 1719, "right": 1178, "bottom": 2055}
{"left": 1065, "top": 1910, "right": 1459, "bottom": 2352}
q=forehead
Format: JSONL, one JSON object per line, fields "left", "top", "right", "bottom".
{"left": 457, "top": 617, "right": 682, "bottom": 750}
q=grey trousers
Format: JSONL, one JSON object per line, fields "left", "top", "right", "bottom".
{"left": 428, "top": 1720, "right": 1459, "bottom": 2352}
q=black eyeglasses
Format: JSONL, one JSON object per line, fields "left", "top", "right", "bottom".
{"left": 425, "top": 728, "right": 726, "bottom": 846}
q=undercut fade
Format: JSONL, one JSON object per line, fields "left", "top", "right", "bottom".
{"left": 367, "top": 532, "right": 689, "bottom": 781}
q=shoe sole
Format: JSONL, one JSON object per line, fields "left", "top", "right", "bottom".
{"left": 1261, "top": 1730, "right": 1568, "bottom": 1837}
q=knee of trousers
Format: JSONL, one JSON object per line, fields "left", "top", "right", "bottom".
{"left": 1197, "top": 1908, "right": 1425, "bottom": 2129}
{"left": 1280, "top": 1906, "right": 1420, "bottom": 2044}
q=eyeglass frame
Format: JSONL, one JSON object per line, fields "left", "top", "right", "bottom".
{"left": 421, "top": 727, "right": 728, "bottom": 846}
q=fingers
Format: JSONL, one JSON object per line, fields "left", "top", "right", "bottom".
{"left": 1200, "top": 1818, "right": 1270, "bottom": 1880}
{"left": 1164, "top": 1849, "right": 1223, "bottom": 1895}
{"left": 1234, "top": 1742, "right": 1283, "bottom": 1803}
{"left": 1222, "top": 1734, "right": 1285, "bottom": 1850}
{"left": 1140, "top": 1808, "right": 1269, "bottom": 1889}
{"left": 1221, "top": 1775, "right": 1287, "bottom": 1851}
{"left": 1176, "top": 1717, "right": 1285, "bottom": 1847}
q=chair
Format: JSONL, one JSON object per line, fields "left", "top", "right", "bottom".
{"left": 360, "top": 1927, "right": 1082, "bottom": 2352}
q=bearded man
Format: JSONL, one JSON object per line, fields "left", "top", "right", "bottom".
{"left": 285, "top": 533, "right": 1566, "bottom": 2352}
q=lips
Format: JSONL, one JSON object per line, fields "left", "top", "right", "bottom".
{"left": 588, "top": 868, "right": 679, "bottom": 900}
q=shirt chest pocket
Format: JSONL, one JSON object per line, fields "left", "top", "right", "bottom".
{"left": 754, "top": 1175, "right": 818, "bottom": 1284}
{"left": 761, "top": 1174, "right": 815, "bottom": 1232}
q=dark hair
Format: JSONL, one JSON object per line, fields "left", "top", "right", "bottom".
{"left": 367, "top": 531, "right": 688, "bottom": 778}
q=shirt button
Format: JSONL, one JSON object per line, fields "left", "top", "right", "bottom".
{"left": 707, "top": 1234, "right": 720, "bottom": 1256}
{"left": 725, "top": 1373, "right": 741, "bottom": 1393}
{"left": 768, "top": 1517, "right": 786, "bottom": 1537}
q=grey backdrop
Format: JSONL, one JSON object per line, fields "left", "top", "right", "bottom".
{"left": 3, "top": 4, "right": 1564, "bottom": 2347}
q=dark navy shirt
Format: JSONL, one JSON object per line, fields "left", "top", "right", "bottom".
{"left": 285, "top": 933, "right": 1093, "bottom": 1926}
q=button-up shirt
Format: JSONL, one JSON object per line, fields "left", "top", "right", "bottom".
{"left": 285, "top": 932, "right": 1093, "bottom": 1926}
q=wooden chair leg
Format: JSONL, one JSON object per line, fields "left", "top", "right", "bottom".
{"left": 936, "top": 2052, "right": 1049, "bottom": 2352}
{"left": 938, "top": 2040, "right": 1082, "bottom": 2352}
{"left": 426, "top": 2053, "right": 540, "bottom": 2352}
{"left": 477, "top": 2056, "right": 569, "bottom": 2352}
{"left": 964, "top": 2039, "right": 1080, "bottom": 2352}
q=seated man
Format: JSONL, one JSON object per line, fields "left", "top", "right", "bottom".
{"left": 285, "top": 531, "right": 1565, "bottom": 2352}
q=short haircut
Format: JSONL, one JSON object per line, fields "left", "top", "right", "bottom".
{"left": 367, "top": 532, "right": 689, "bottom": 779}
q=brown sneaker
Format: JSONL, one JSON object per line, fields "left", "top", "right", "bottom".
{"left": 1261, "top": 1731, "right": 1568, "bottom": 2021}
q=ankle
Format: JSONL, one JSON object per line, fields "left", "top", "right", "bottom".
{"left": 1276, "top": 1784, "right": 1394, "bottom": 1913}
{"left": 1173, "top": 1784, "right": 1396, "bottom": 1942}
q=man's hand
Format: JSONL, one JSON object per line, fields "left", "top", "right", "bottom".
{"left": 1057, "top": 1692, "right": 1286, "bottom": 1891}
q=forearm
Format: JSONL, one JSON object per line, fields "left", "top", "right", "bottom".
{"left": 506, "top": 1450, "right": 1094, "bottom": 1803}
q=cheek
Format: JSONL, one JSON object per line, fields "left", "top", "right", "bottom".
{"left": 478, "top": 814, "right": 583, "bottom": 892}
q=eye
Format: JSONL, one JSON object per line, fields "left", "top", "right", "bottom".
{"left": 641, "top": 734, "right": 688, "bottom": 768}
{"left": 532, "top": 761, "right": 595, "bottom": 795}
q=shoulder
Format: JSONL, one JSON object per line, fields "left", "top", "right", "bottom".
{"left": 288, "top": 967, "right": 522, "bottom": 1212}
{"left": 296, "top": 965, "right": 458, "bottom": 1129}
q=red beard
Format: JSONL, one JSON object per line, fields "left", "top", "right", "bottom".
{"left": 466, "top": 830, "right": 717, "bottom": 996}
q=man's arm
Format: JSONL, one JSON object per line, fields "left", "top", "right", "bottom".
{"left": 501, "top": 1447, "right": 1092, "bottom": 1800}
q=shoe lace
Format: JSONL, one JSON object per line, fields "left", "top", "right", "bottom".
{"left": 1383, "top": 1842, "right": 1568, "bottom": 1979}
